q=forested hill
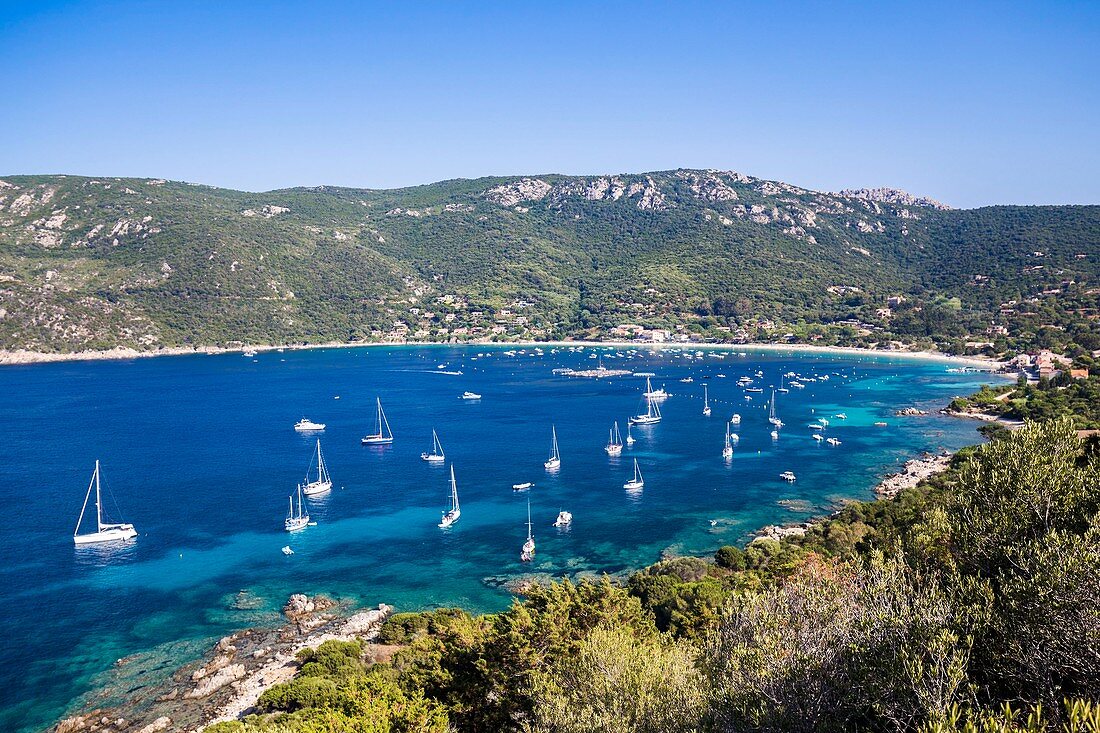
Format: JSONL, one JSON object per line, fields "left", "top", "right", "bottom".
{"left": 0, "top": 170, "right": 1097, "bottom": 355}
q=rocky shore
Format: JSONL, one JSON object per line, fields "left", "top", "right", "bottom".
{"left": 54, "top": 595, "right": 392, "bottom": 733}
{"left": 874, "top": 452, "right": 953, "bottom": 499}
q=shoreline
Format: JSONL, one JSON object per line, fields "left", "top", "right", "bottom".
{"left": 0, "top": 339, "right": 1006, "bottom": 370}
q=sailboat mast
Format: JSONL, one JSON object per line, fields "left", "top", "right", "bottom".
{"left": 526, "top": 498, "right": 533, "bottom": 540}
{"left": 94, "top": 459, "right": 104, "bottom": 531}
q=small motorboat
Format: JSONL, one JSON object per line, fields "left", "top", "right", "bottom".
{"left": 780, "top": 471, "right": 797, "bottom": 482}
{"left": 512, "top": 482, "right": 533, "bottom": 491}
{"left": 461, "top": 391, "right": 482, "bottom": 400}
{"left": 281, "top": 546, "right": 294, "bottom": 555}
{"left": 553, "top": 511, "right": 572, "bottom": 527}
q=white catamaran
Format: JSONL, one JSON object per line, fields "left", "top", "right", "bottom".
{"left": 623, "top": 458, "right": 644, "bottom": 490}
{"left": 421, "top": 429, "right": 445, "bottom": 463}
{"left": 438, "top": 465, "right": 461, "bottom": 528}
{"left": 629, "top": 378, "right": 663, "bottom": 425}
{"left": 361, "top": 398, "right": 394, "bottom": 445}
{"left": 301, "top": 439, "right": 333, "bottom": 496}
{"left": 73, "top": 460, "right": 137, "bottom": 545}
{"left": 284, "top": 483, "right": 310, "bottom": 531}
{"left": 544, "top": 425, "right": 561, "bottom": 470}
{"left": 605, "top": 421, "right": 623, "bottom": 456}
{"left": 521, "top": 498, "right": 535, "bottom": 562}
{"left": 703, "top": 384, "right": 712, "bottom": 416}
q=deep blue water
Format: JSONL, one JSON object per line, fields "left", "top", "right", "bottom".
{"left": 0, "top": 344, "right": 1006, "bottom": 732}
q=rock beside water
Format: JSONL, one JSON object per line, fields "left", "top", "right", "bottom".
{"left": 52, "top": 595, "right": 392, "bottom": 733}
{"left": 875, "top": 452, "right": 952, "bottom": 498}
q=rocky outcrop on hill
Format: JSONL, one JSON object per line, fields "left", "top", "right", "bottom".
{"left": 838, "top": 187, "right": 950, "bottom": 210}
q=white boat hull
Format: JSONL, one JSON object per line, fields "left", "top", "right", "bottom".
{"left": 605, "top": 445, "right": 623, "bottom": 456}
{"left": 439, "top": 510, "right": 460, "bottom": 528}
{"left": 629, "top": 415, "right": 661, "bottom": 425}
{"left": 74, "top": 525, "right": 137, "bottom": 545}
{"left": 302, "top": 480, "right": 332, "bottom": 496}
{"left": 623, "top": 480, "right": 644, "bottom": 491}
{"left": 421, "top": 453, "right": 445, "bottom": 463}
{"left": 285, "top": 518, "right": 310, "bottom": 531}
{"left": 362, "top": 436, "right": 393, "bottom": 445}
{"left": 544, "top": 458, "right": 560, "bottom": 470}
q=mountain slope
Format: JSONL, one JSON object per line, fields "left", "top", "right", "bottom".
{"left": 0, "top": 170, "right": 1096, "bottom": 355}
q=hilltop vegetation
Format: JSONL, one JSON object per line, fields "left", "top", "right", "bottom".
{"left": 1, "top": 170, "right": 1097, "bottom": 355}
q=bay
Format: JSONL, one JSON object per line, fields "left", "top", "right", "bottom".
{"left": 0, "top": 344, "right": 1005, "bottom": 732}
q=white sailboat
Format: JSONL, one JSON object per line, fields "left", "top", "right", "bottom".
{"left": 605, "top": 421, "right": 623, "bottom": 456}
{"left": 73, "top": 461, "right": 137, "bottom": 545}
{"left": 438, "top": 465, "right": 461, "bottom": 527}
{"left": 544, "top": 426, "right": 561, "bottom": 470}
{"left": 629, "top": 379, "right": 663, "bottom": 425}
{"left": 723, "top": 422, "right": 734, "bottom": 459}
{"left": 421, "top": 429, "right": 445, "bottom": 463}
{"left": 625, "top": 422, "right": 636, "bottom": 445}
{"left": 768, "top": 390, "right": 783, "bottom": 427}
{"left": 301, "top": 439, "right": 333, "bottom": 496}
{"left": 623, "top": 458, "right": 644, "bottom": 490}
{"left": 521, "top": 499, "right": 535, "bottom": 561}
{"left": 361, "top": 398, "right": 394, "bottom": 445}
{"left": 284, "top": 483, "right": 309, "bottom": 531}
{"left": 702, "top": 384, "right": 712, "bottom": 416}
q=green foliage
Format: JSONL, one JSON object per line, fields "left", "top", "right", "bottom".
{"left": 246, "top": 639, "right": 447, "bottom": 732}
{"left": 2, "top": 173, "right": 1097, "bottom": 355}
{"left": 527, "top": 624, "right": 707, "bottom": 733}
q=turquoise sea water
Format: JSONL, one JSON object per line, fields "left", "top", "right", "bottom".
{"left": 0, "top": 345, "right": 1006, "bottom": 732}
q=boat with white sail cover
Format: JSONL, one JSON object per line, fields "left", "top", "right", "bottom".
{"left": 73, "top": 461, "right": 137, "bottom": 545}
{"left": 544, "top": 426, "right": 561, "bottom": 470}
{"left": 421, "top": 429, "right": 445, "bottom": 463}
{"left": 438, "top": 465, "right": 461, "bottom": 527}
{"left": 301, "top": 439, "right": 333, "bottom": 496}
{"left": 361, "top": 398, "right": 394, "bottom": 445}
{"left": 623, "top": 458, "right": 644, "bottom": 490}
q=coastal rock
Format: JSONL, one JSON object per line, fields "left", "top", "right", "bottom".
{"left": 895, "top": 407, "right": 929, "bottom": 416}
{"left": 754, "top": 524, "right": 808, "bottom": 542}
{"left": 283, "top": 593, "right": 314, "bottom": 618}
{"left": 185, "top": 663, "right": 245, "bottom": 698}
{"left": 875, "top": 453, "right": 951, "bottom": 498}
{"left": 135, "top": 717, "right": 171, "bottom": 733}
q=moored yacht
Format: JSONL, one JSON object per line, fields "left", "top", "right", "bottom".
{"left": 301, "top": 439, "right": 333, "bottom": 496}
{"left": 73, "top": 461, "right": 137, "bottom": 545}
{"left": 544, "top": 425, "right": 561, "bottom": 470}
{"left": 421, "top": 429, "right": 445, "bottom": 463}
{"left": 284, "top": 484, "right": 310, "bottom": 531}
{"left": 361, "top": 398, "right": 394, "bottom": 445}
{"left": 294, "top": 417, "right": 325, "bottom": 432}
{"left": 623, "top": 458, "right": 644, "bottom": 491}
{"left": 438, "top": 465, "right": 461, "bottom": 528}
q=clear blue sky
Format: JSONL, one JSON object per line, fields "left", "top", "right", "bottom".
{"left": 1, "top": 1, "right": 1097, "bottom": 208}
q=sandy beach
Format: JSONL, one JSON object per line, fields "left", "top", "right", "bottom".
{"left": 0, "top": 338, "right": 1007, "bottom": 370}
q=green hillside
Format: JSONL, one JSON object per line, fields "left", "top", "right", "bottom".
{"left": 0, "top": 170, "right": 1096, "bottom": 355}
